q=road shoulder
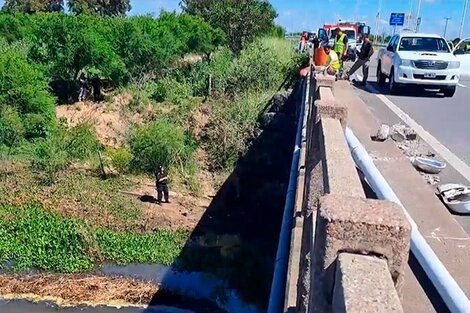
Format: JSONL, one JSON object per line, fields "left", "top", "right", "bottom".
{"left": 335, "top": 80, "right": 470, "bottom": 309}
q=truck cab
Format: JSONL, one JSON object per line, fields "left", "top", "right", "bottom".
{"left": 377, "top": 33, "right": 461, "bottom": 97}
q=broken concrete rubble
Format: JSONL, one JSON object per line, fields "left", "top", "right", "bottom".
{"left": 373, "top": 123, "right": 417, "bottom": 143}
{"left": 391, "top": 124, "right": 417, "bottom": 142}
{"left": 375, "top": 124, "right": 390, "bottom": 141}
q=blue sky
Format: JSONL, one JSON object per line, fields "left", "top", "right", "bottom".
{"left": 0, "top": 0, "right": 469, "bottom": 39}
{"left": 144, "top": 0, "right": 470, "bottom": 39}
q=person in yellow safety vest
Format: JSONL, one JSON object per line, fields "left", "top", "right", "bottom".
{"left": 333, "top": 28, "right": 348, "bottom": 68}
{"left": 324, "top": 44, "right": 340, "bottom": 76}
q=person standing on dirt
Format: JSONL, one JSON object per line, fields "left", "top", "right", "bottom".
{"left": 155, "top": 165, "right": 170, "bottom": 205}
{"left": 91, "top": 75, "right": 102, "bottom": 102}
{"left": 78, "top": 72, "right": 88, "bottom": 102}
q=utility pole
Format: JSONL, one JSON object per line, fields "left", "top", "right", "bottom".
{"left": 416, "top": 0, "right": 422, "bottom": 32}
{"left": 407, "top": 0, "right": 414, "bottom": 29}
{"left": 459, "top": 0, "right": 469, "bottom": 39}
{"left": 443, "top": 17, "right": 451, "bottom": 38}
{"left": 375, "top": 0, "right": 382, "bottom": 43}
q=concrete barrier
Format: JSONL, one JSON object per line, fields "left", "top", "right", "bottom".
{"left": 332, "top": 253, "right": 404, "bottom": 313}
{"left": 311, "top": 194, "right": 410, "bottom": 312}
{"left": 281, "top": 73, "right": 411, "bottom": 313}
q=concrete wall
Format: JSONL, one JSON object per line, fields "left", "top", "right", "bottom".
{"left": 283, "top": 73, "right": 411, "bottom": 313}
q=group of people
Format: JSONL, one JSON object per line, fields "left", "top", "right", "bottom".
{"left": 78, "top": 72, "right": 103, "bottom": 102}
{"left": 298, "top": 31, "right": 319, "bottom": 53}
{"left": 300, "top": 27, "right": 374, "bottom": 86}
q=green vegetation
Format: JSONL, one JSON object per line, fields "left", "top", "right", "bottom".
{"left": 2, "top": 0, "right": 132, "bottom": 15}
{"left": 181, "top": 0, "right": 279, "bottom": 53}
{"left": 0, "top": 2, "right": 304, "bottom": 306}
{"left": 129, "top": 119, "right": 196, "bottom": 172}
{"left": 0, "top": 204, "right": 187, "bottom": 272}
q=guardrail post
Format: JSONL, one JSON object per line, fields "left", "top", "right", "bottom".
{"left": 332, "top": 253, "right": 404, "bottom": 313}
{"left": 309, "top": 194, "right": 411, "bottom": 313}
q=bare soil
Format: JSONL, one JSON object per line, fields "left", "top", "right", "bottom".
{"left": 56, "top": 94, "right": 137, "bottom": 148}
{"left": 0, "top": 161, "right": 210, "bottom": 232}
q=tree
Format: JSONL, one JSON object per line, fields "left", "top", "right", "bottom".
{"left": 2, "top": 0, "right": 63, "bottom": 13}
{"left": 181, "top": 0, "right": 277, "bottom": 53}
{"left": 68, "top": 0, "right": 131, "bottom": 16}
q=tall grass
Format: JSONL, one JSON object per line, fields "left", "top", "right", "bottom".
{"left": 204, "top": 37, "right": 302, "bottom": 170}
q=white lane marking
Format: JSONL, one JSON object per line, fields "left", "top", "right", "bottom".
{"left": 458, "top": 83, "right": 467, "bottom": 88}
{"left": 367, "top": 84, "right": 470, "bottom": 183}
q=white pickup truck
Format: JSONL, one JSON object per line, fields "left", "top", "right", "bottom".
{"left": 377, "top": 33, "right": 461, "bottom": 97}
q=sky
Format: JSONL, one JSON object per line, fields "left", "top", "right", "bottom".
{"left": 0, "top": 0, "right": 469, "bottom": 39}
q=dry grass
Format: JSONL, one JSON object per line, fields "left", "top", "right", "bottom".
{"left": 0, "top": 274, "right": 158, "bottom": 307}
{"left": 0, "top": 161, "right": 209, "bottom": 232}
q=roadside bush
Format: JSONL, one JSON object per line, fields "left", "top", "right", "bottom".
{"left": 209, "top": 46, "right": 233, "bottom": 94}
{"left": 227, "top": 37, "right": 297, "bottom": 94}
{"left": 0, "top": 38, "right": 55, "bottom": 140}
{"left": 149, "top": 81, "right": 166, "bottom": 102}
{"left": 205, "top": 91, "right": 269, "bottom": 170}
{"left": 106, "top": 147, "right": 133, "bottom": 174}
{"left": 162, "top": 77, "right": 192, "bottom": 105}
{"left": 204, "top": 38, "right": 299, "bottom": 170}
{"left": 129, "top": 119, "right": 196, "bottom": 173}
{"left": 66, "top": 122, "right": 99, "bottom": 161}
{"left": 0, "top": 107, "right": 25, "bottom": 154}
{"left": 31, "top": 128, "right": 70, "bottom": 184}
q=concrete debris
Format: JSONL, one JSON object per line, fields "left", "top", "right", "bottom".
{"left": 374, "top": 123, "right": 417, "bottom": 143}
{"left": 396, "top": 139, "right": 434, "bottom": 158}
{"left": 419, "top": 172, "right": 441, "bottom": 185}
{"left": 391, "top": 124, "right": 417, "bottom": 142}
{"left": 375, "top": 124, "right": 390, "bottom": 141}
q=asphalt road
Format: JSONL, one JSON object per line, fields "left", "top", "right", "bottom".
{"left": 348, "top": 54, "right": 470, "bottom": 234}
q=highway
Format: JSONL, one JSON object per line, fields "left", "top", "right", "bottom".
{"left": 349, "top": 55, "right": 470, "bottom": 235}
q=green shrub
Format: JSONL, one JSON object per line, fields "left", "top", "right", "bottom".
{"left": 0, "top": 38, "right": 55, "bottom": 141}
{"left": 29, "top": 122, "right": 98, "bottom": 183}
{"left": 30, "top": 128, "right": 70, "bottom": 184}
{"left": 149, "top": 81, "right": 166, "bottom": 102}
{"left": 210, "top": 46, "right": 233, "bottom": 93}
{"left": 205, "top": 91, "right": 269, "bottom": 170}
{"left": 0, "top": 107, "right": 24, "bottom": 153}
{"left": 129, "top": 119, "right": 196, "bottom": 173}
{"left": 162, "top": 77, "right": 192, "bottom": 105}
{"left": 106, "top": 147, "right": 133, "bottom": 174}
{"left": 66, "top": 122, "right": 99, "bottom": 160}
{"left": 227, "top": 37, "right": 297, "bottom": 94}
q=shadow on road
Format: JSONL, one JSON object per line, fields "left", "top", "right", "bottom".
{"left": 357, "top": 80, "right": 447, "bottom": 99}
{"left": 143, "top": 75, "right": 303, "bottom": 312}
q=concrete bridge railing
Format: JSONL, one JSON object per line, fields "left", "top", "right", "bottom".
{"left": 283, "top": 74, "right": 412, "bottom": 313}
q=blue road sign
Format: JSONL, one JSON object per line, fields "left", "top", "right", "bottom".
{"left": 389, "top": 13, "right": 405, "bottom": 26}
